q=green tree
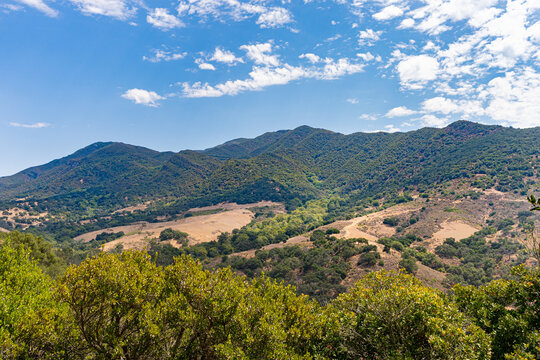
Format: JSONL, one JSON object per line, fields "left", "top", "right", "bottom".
{"left": 163, "top": 254, "right": 323, "bottom": 359}
{"left": 0, "top": 231, "right": 66, "bottom": 277}
{"left": 0, "top": 238, "right": 71, "bottom": 359}
{"left": 454, "top": 266, "right": 540, "bottom": 359}
{"left": 329, "top": 271, "right": 490, "bottom": 360}
{"left": 56, "top": 251, "right": 166, "bottom": 359}
{"left": 399, "top": 257, "right": 418, "bottom": 274}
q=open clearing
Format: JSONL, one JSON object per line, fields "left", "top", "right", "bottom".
{"left": 428, "top": 221, "right": 479, "bottom": 251}
{"left": 75, "top": 202, "right": 281, "bottom": 251}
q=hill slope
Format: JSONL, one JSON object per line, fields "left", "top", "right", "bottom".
{"left": 0, "top": 121, "right": 538, "bottom": 217}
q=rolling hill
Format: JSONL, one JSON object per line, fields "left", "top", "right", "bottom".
{"left": 0, "top": 121, "right": 538, "bottom": 219}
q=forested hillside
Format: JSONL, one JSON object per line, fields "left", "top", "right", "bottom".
{"left": 0, "top": 121, "right": 538, "bottom": 220}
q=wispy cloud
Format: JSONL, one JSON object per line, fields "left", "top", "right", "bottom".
{"left": 16, "top": 0, "right": 58, "bottom": 17}
{"left": 143, "top": 49, "right": 186, "bottom": 63}
{"left": 181, "top": 56, "right": 364, "bottom": 98}
{"left": 10, "top": 122, "right": 50, "bottom": 128}
{"left": 147, "top": 8, "right": 183, "bottom": 30}
{"left": 69, "top": 0, "right": 135, "bottom": 20}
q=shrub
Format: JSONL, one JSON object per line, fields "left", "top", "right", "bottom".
{"left": 329, "top": 271, "right": 490, "bottom": 359}
{"left": 357, "top": 252, "right": 380, "bottom": 267}
{"left": 399, "top": 257, "right": 418, "bottom": 274}
{"left": 383, "top": 217, "right": 399, "bottom": 227}
{"left": 159, "top": 228, "right": 188, "bottom": 241}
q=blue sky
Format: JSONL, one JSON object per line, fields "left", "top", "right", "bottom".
{"left": 1, "top": 0, "right": 539, "bottom": 176}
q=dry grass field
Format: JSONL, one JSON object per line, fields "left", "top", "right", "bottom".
{"left": 75, "top": 201, "right": 283, "bottom": 251}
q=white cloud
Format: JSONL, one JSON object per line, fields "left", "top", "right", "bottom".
{"left": 358, "top": 29, "right": 382, "bottom": 45}
{"left": 240, "top": 43, "right": 280, "bottom": 66}
{"left": 385, "top": 106, "right": 417, "bottom": 117}
{"left": 397, "top": 55, "right": 439, "bottom": 89}
{"left": 356, "top": 52, "right": 380, "bottom": 62}
{"left": 143, "top": 49, "right": 186, "bottom": 63}
{"left": 1, "top": 3, "right": 24, "bottom": 12}
{"left": 69, "top": 0, "right": 135, "bottom": 20}
{"left": 147, "top": 8, "right": 183, "bottom": 30}
{"left": 121, "top": 88, "right": 164, "bottom": 106}
{"left": 182, "top": 65, "right": 308, "bottom": 97}
{"left": 15, "top": 0, "right": 57, "bottom": 16}
{"left": 419, "top": 114, "right": 449, "bottom": 127}
{"left": 176, "top": 0, "right": 292, "bottom": 29}
{"left": 421, "top": 96, "right": 459, "bottom": 114}
{"left": 529, "top": 21, "right": 540, "bottom": 43}
{"left": 383, "top": 124, "right": 401, "bottom": 132}
{"left": 318, "top": 58, "right": 364, "bottom": 79}
{"left": 181, "top": 57, "right": 365, "bottom": 98}
{"left": 373, "top": 5, "right": 403, "bottom": 21}
{"left": 9, "top": 122, "right": 50, "bottom": 128}
{"left": 346, "top": 98, "right": 359, "bottom": 104}
{"left": 198, "top": 62, "right": 216, "bottom": 70}
{"left": 359, "top": 114, "right": 377, "bottom": 121}
{"left": 481, "top": 69, "right": 540, "bottom": 128}
{"left": 327, "top": 34, "right": 342, "bottom": 42}
{"left": 398, "top": 18, "right": 415, "bottom": 29}
{"left": 299, "top": 53, "right": 321, "bottom": 63}
{"left": 211, "top": 48, "right": 244, "bottom": 64}
{"left": 410, "top": 0, "right": 498, "bottom": 35}
{"left": 256, "top": 7, "right": 293, "bottom": 28}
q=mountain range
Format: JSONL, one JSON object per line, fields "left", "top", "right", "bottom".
{"left": 1, "top": 121, "right": 538, "bottom": 215}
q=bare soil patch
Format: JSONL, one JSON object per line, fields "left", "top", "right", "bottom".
{"left": 427, "top": 221, "right": 479, "bottom": 251}
{"left": 189, "top": 201, "right": 286, "bottom": 213}
{"left": 340, "top": 204, "right": 421, "bottom": 240}
{"left": 95, "top": 209, "right": 254, "bottom": 251}
{"left": 76, "top": 202, "right": 283, "bottom": 251}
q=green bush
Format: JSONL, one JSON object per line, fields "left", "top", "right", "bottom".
{"left": 357, "top": 252, "right": 380, "bottom": 267}
{"left": 328, "top": 271, "right": 490, "bottom": 359}
{"left": 383, "top": 217, "right": 399, "bottom": 227}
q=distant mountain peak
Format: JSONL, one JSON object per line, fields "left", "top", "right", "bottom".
{"left": 443, "top": 120, "right": 500, "bottom": 137}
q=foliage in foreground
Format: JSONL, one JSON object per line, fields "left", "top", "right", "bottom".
{"left": 2, "top": 234, "right": 540, "bottom": 360}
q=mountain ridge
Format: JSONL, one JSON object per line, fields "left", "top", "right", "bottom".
{"left": 0, "top": 121, "right": 538, "bottom": 216}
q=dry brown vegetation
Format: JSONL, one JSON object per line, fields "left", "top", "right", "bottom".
{"left": 75, "top": 202, "right": 283, "bottom": 251}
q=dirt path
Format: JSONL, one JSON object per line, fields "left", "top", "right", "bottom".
{"left": 340, "top": 217, "right": 378, "bottom": 240}
{"left": 340, "top": 205, "right": 421, "bottom": 240}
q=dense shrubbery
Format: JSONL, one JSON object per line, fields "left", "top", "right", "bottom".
{"left": 95, "top": 231, "right": 124, "bottom": 242}
{"left": 435, "top": 228, "right": 525, "bottom": 286}
{"left": 4, "top": 236, "right": 540, "bottom": 359}
{"left": 330, "top": 271, "right": 491, "bottom": 359}
{"left": 9, "top": 237, "right": 540, "bottom": 359}
{"left": 222, "top": 233, "right": 365, "bottom": 303}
